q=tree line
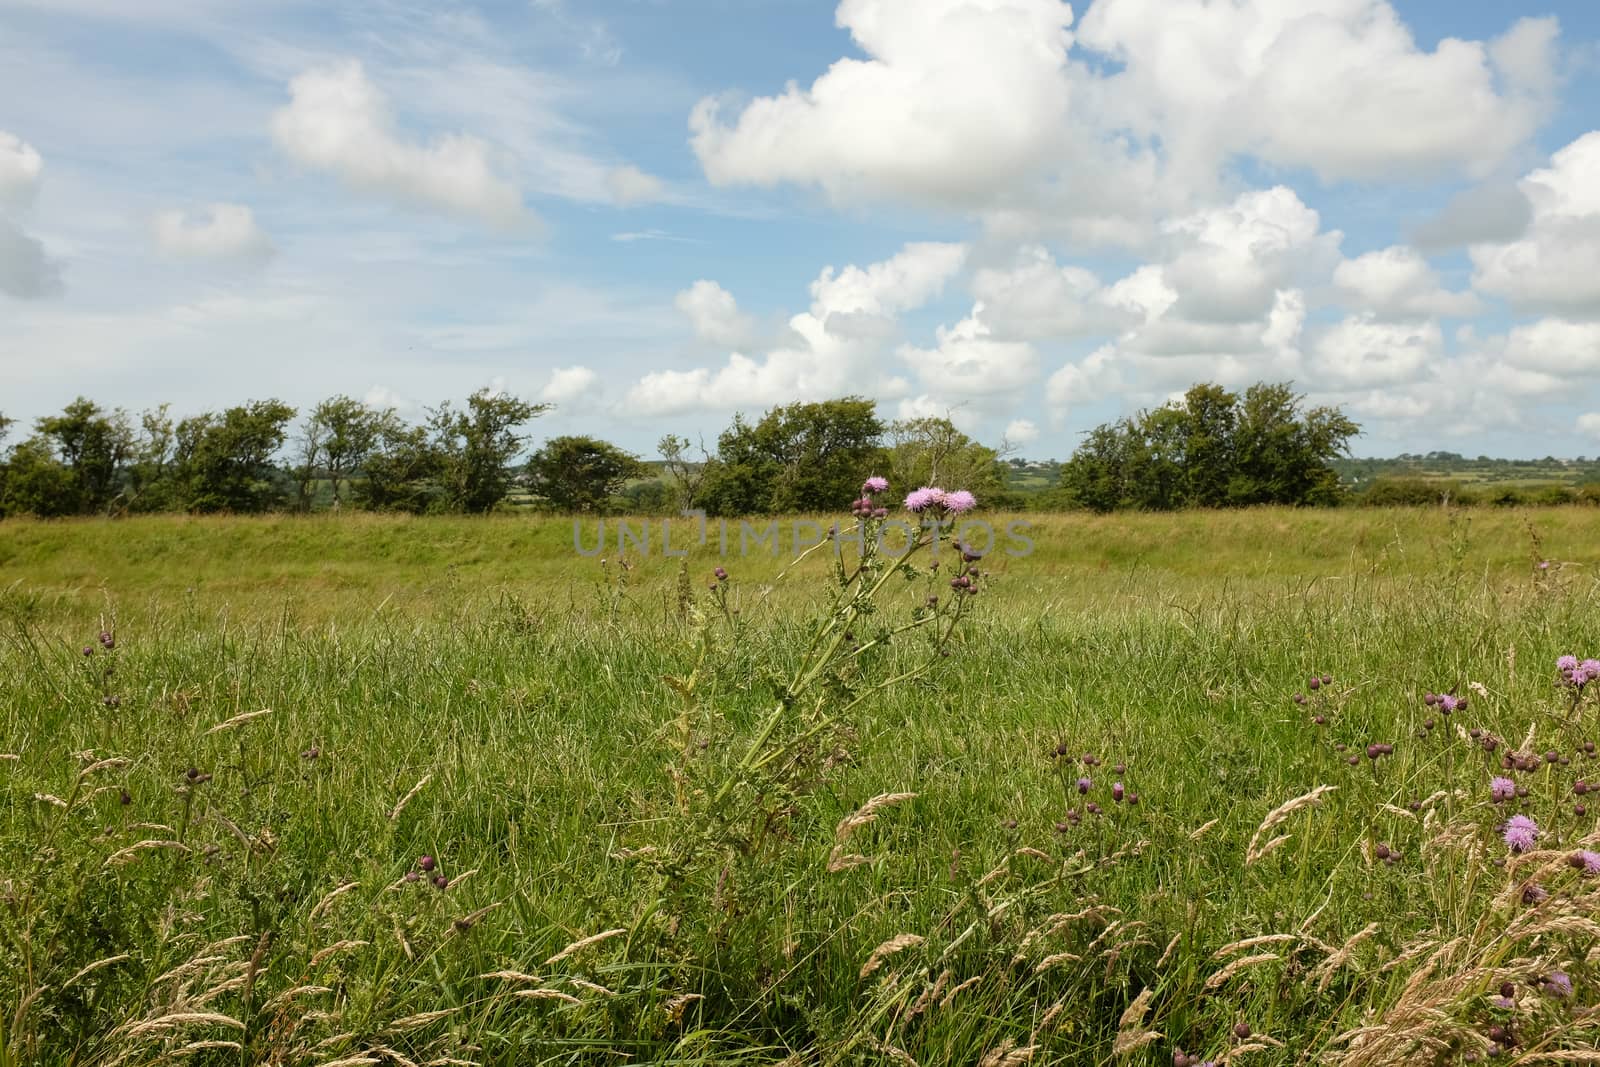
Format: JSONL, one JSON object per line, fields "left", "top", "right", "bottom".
{"left": 0, "top": 381, "right": 1374, "bottom": 519}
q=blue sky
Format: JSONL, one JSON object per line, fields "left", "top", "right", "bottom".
{"left": 3, "top": 0, "right": 1600, "bottom": 460}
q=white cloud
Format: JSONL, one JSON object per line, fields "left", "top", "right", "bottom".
{"left": 1410, "top": 180, "right": 1534, "bottom": 252}
{"left": 605, "top": 164, "right": 662, "bottom": 206}
{"left": 1311, "top": 316, "right": 1442, "bottom": 389}
{"left": 153, "top": 203, "right": 274, "bottom": 265}
{"left": 1076, "top": 4, "right": 1556, "bottom": 185}
{"left": 1044, "top": 345, "right": 1122, "bottom": 422}
{"left": 898, "top": 303, "right": 1040, "bottom": 403}
{"left": 0, "top": 130, "right": 43, "bottom": 209}
{"left": 0, "top": 217, "right": 63, "bottom": 299}
{"left": 1004, "top": 418, "right": 1039, "bottom": 445}
{"left": 270, "top": 60, "right": 529, "bottom": 229}
{"left": 674, "top": 280, "right": 754, "bottom": 347}
{"left": 1471, "top": 132, "right": 1600, "bottom": 315}
{"left": 1501, "top": 318, "right": 1600, "bottom": 374}
{"left": 540, "top": 364, "right": 600, "bottom": 406}
{"left": 621, "top": 242, "right": 965, "bottom": 416}
{"left": 970, "top": 245, "right": 1134, "bottom": 341}
{"left": 1334, "top": 246, "right": 1479, "bottom": 320}
{"left": 690, "top": 0, "right": 1075, "bottom": 209}
{"left": 1579, "top": 413, "right": 1600, "bottom": 439}
{"left": 1159, "top": 186, "right": 1341, "bottom": 323}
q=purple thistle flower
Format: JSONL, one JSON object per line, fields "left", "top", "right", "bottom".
{"left": 1436, "top": 694, "right": 1460, "bottom": 713}
{"left": 943, "top": 489, "right": 977, "bottom": 515}
{"left": 1571, "top": 850, "right": 1600, "bottom": 876}
{"left": 98, "top": 631, "right": 115, "bottom": 649}
{"left": 1558, "top": 654, "right": 1579, "bottom": 672}
{"left": 1543, "top": 971, "right": 1573, "bottom": 998}
{"left": 904, "top": 486, "right": 946, "bottom": 513}
{"left": 862, "top": 476, "right": 888, "bottom": 494}
{"left": 1112, "top": 782, "right": 1125, "bottom": 802}
{"left": 1491, "top": 776, "right": 1516, "bottom": 803}
{"left": 418, "top": 855, "right": 436, "bottom": 872}
{"left": 1076, "top": 777, "right": 1091, "bottom": 794}
{"left": 713, "top": 566, "right": 728, "bottom": 581}
{"left": 1584, "top": 659, "right": 1600, "bottom": 680}
{"left": 1492, "top": 995, "right": 1515, "bottom": 1009}
{"left": 1503, "top": 814, "right": 1538, "bottom": 853}
{"left": 82, "top": 646, "right": 95, "bottom": 657}
{"left": 1522, "top": 883, "right": 1548, "bottom": 905}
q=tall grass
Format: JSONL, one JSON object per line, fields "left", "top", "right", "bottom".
{"left": 1, "top": 506, "right": 1598, "bottom": 1064}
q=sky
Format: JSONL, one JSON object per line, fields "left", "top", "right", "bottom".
{"left": 3, "top": 0, "right": 1600, "bottom": 461}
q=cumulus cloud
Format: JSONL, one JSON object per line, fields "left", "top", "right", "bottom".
{"left": 1044, "top": 346, "right": 1122, "bottom": 423}
{"left": 1004, "top": 418, "right": 1039, "bottom": 445}
{"left": 1579, "top": 413, "right": 1600, "bottom": 439}
{"left": 1076, "top": 3, "right": 1556, "bottom": 185}
{"left": 271, "top": 60, "right": 529, "bottom": 229}
{"left": 622, "top": 242, "right": 965, "bottom": 416}
{"left": 0, "top": 131, "right": 43, "bottom": 209}
{"left": 898, "top": 303, "right": 1040, "bottom": 404}
{"left": 0, "top": 217, "right": 64, "bottom": 299}
{"left": 153, "top": 203, "right": 274, "bottom": 265}
{"left": 1311, "top": 316, "right": 1443, "bottom": 389}
{"left": 1334, "top": 246, "right": 1479, "bottom": 320}
{"left": 1500, "top": 318, "right": 1600, "bottom": 374}
{"left": 970, "top": 245, "right": 1134, "bottom": 341}
{"left": 674, "top": 280, "right": 754, "bottom": 347}
{"left": 1410, "top": 180, "right": 1534, "bottom": 252}
{"left": 540, "top": 364, "right": 600, "bottom": 406}
{"left": 605, "top": 164, "right": 662, "bottom": 206}
{"left": 690, "top": 0, "right": 1075, "bottom": 208}
{"left": 1471, "top": 132, "right": 1600, "bottom": 315}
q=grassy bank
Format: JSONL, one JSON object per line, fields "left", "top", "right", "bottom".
{"left": 2, "top": 508, "right": 1599, "bottom": 1064}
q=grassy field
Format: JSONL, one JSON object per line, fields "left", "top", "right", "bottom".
{"left": 3, "top": 507, "right": 1600, "bottom": 1065}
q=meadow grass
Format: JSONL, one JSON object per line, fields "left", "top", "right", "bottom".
{"left": 2, "top": 507, "right": 1599, "bottom": 1065}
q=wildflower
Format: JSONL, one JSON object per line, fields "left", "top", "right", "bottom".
{"left": 1568, "top": 850, "right": 1600, "bottom": 875}
{"left": 1077, "top": 777, "right": 1092, "bottom": 794}
{"left": 1113, "top": 782, "right": 1125, "bottom": 803}
{"left": 904, "top": 487, "right": 946, "bottom": 513}
{"left": 1558, "top": 655, "right": 1579, "bottom": 672}
{"left": 1539, "top": 560, "right": 1551, "bottom": 570}
{"left": 433, "top": 875, "right": 449, "bottom": 890}
{"left": 1521, "top": 883, "right": 1548, "bottom": 905}
{"left": 1127, "top": 793, "right": 1140, "bottom": 806}
{"left": 1491, "top": 776, "right": 1516, "bottom": 803}
{"left": 1542, "top": 971, "right": 1573, "bottom": 998}
{"left": 1491, "top": 995, "right": 1515, "bottom": 1009}
{"left": 862, "top": 476, "right": 889, "bottom": 494}
{"left": 81, "top": 646, "right": 94, "bottom": 657}
{"left": 1321, "top": 674, "right": 1332, "bottom": 685}
{"left": 1503, "top": 814, "right": 1538, "bottom": 852}
{"left": 1585, "top": 658, "right": 1600, "bottom": 680}
{"left": 1309, "top": 676, "right": 1321, "bottom": 691}
{"left": 418, "top": 855, "right": 437, "bottom": 872}
{"left": 1293, "top": 693, "right": 1306, "bottom": 704}
{"left": 943, "top": 489, "right": 977, "bottom": 515}
{"left": 404, "top": 871, "right": 420, "bottom": 883}
{"left": 1232, "top": 1022, "right": 1252, "bottom": 1040}
{"left": 713, "top": 566, "right": 728, "bottom": 581}
{"left": 98, "top": 631, "right": 115, "bottom": 649}
{"left": 1437, "top": 694, "right": 1461, "bottom": 713}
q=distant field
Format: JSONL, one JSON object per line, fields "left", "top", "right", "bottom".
{"left": 3, "top": 508, "right": 1600, "bottom": 1064}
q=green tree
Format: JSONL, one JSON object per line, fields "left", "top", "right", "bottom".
{"left": 526, "top": 435, "right": 646, "bottom": 512}
{"left": 357, "top": 421, "right": 441, "bottom": 513}
{"left": 35, "top": 398, "right": 133, "bottom": 515}
{"left": 175, "top": 400, "right": 297, "bottom": 512}
{"left": 701, "top": 397, "right": 885, "bottom": 515}
{"left": 428, "top": 390, "right": 548, "bottom": 513}
{"left": 1227, "top": 383, "right": 1358, "bottom": 507}
{"left": 658, "top": 433, "right": 708, "bottom": 511}
{"left": 0, "top": 436, "right": 74, "bottom": 517}
{"left": 304, "top": 396, "right": 391, "bottom": 509}
{"left": 125, "top": 406, "right": 180, "bottom": 513}
{"left": 885, "top": 416, "right": 1007, "bottom": 501}
{"left": 1059, "top": 421, "right": 1134, "bottom": 513}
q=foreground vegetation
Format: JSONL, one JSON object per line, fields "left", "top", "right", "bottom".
{"left": 4, "top": 505, "right": 1600, "bottom": 1065}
